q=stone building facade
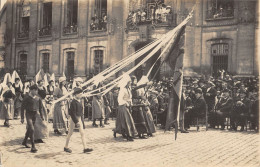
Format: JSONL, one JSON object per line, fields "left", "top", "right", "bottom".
{"left": 3, "top": 0, "right": 259, "bottom": 80}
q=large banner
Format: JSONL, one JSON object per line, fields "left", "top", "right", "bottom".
{"left": 164, "top": 26, "right": 186, "bottom": 140}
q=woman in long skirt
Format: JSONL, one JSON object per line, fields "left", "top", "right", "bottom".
{"left": 131, "top": 75, "right": 148, "bottom": 139}
{"left": 114, "top": 74, "right": 137, "bottom": 141}
{"left": 34, "top": 79, "right": 49, "bottom": 142}
{"left": 137, "top": 76, "right": 156, "bottom": 136}
{"left": 92, "top": 95, "right": 105, "bottom": 127}
{"left": 0, "top": 73, "right": 15, "bottom": 127}
{"left": 53, "top": 77, "right": 69, "bottom": 135}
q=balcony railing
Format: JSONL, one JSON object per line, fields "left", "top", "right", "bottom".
{"left": 63, "top": 25, "right": 78, "bottom": 34}
{"left": 125, "top": 5, "right": 176, "bottom": 32}
{"left": 206, "top": 8, "right": 234, "bottom": 20}
{"left": 18, "top": 27, "right": 29, "bottom": 39}
{"left": 90, "top": 16, "right": 107, "bottom": 32}
{"left": 39, "top": 26, "right": 52, "bottom": 36}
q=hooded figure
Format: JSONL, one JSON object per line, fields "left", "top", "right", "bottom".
{"left": 0, "top": 73, "right": 15, "bottom": 127}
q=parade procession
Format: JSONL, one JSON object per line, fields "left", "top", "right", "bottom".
{"left": 0, "top": 0, "right": 259, "bottom": 167}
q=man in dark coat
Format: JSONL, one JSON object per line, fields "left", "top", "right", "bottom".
{"left": 204, "top": 81, "right": 217, "bottom": 128}
{"left": 232, "top": 90, "right": 251, "bottom": 131}
{"left": 215, "top": 89, "right": 233, "bottom": 130}
{"left": 184, "top": 88, "right": 206, "bottom": 130}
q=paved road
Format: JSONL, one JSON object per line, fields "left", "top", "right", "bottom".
{"left": 0, "top": 119, "right": 259, "bottom": 167}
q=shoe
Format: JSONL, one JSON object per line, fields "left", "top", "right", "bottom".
{"left": 147, "top": 133, "right": 153, "bottom": 137}
{"left": 138, "top": 135, "right": 148, "bottom": 139}
{"left": 31, "top": 147, "right": 38, "bottom": 153}
{"left": 66, "top": 131, "right": 68, "bottom": 135}
{"left": 22, "top": 141, "right": 30, "bottom": 148}
{"left": 240, "top": 127, "right": 244, "bottom": 132}
{"left": 92, "top": 124, "right": 98, "bottom": 127}
{"left": 64, "top": 147, "right": 72, "bottom": 153}
{"left": 104, "top": 122, "right": 110, "bottom": 125}
{"left": 122, "top": 134, "right": 127, "bottom": 138}
{"left": 100, "top": 125, "right": 105, "bottom": 128}
{"left": 127, "top": 137, "right": 134, "bottom": 141}
{"left": 34, "top": 139, "right": 44, "bottom": 143}
{"left": 83, "top": 148, "right": 93, "bottom": 153}
{"left": 220, "top": 126, "right": 225, "bottom": 130}
{"left": 180, "top": 130, "right": 189, "bottom": 133}
{"left": 4, "top": 122, "right": 10, "bottom": 127}
{"left": 54, "top": 129, "right": 62, "bottom": 135}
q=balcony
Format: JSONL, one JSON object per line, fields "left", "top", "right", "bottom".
{"left": 63, "top": 25, "right": 78, "bottom": 34}
{"left": 90, "top": 16, "right": 107, "bottom": 32}
{"left": 18, "top": 27, "right": 29, "bottom": 39}
{"left": 39, "top": 26, "right": 52, "bottom": 37}
{"left": 18, "top": 31, "right": 29, "bottom": 39}
{"left": 206, "top": 8, "right": 234, "bottom": 21}
{"left": 125, "top": 5, "right": 176, "bottom": 33}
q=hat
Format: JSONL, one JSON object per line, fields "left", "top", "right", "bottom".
{"left": 30, "top": 84, "right": 38, "bottom": 90}
{"left": 195, "top": 88, "right": 202, "bottom": 94}
{"left": 207, "top": 81, "right": 215, "bottom": 87}
{"left": 59, "top": 77, "right": 66, "bottom": 83}
{"left": 73, "top": 87, "right": 83, "bottom": 95}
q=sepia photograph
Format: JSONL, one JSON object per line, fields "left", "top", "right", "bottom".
{"left": 0, "top": 0, "right": 259, "bottom": 166}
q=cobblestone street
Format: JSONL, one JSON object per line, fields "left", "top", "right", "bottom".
{"left": 0, "top": 119, "right": 259, "bottom": 167}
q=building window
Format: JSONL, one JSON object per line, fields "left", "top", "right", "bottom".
{"left": 211, "top": 43, "right": 229, "bottom": 77}
{"left": 206, "top": 0, "right": 234, "bottom": 20}
{"left": 67, "top": 51, "right": 75, "bottom": 80}
{"left": 94, "top": 50, "right": 103, "bottom": 74}
{"left": 20, "top": 54, "right": 27, "bottom": 75}
{"left": 90, "top": 0, "right": 107, "bottom": 31}
{"left": 39, "top": 2, "right": 52, "bottom": 36}
{"left": 18, "top": 4, "right": 30, "bottom": 38}
{"left": 64, "top": 0, "right": 78, "bottom": 34}
{"left": 42, "top": 53, "right": 50, "bottom": 73}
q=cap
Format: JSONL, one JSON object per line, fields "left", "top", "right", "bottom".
{"left": 73, "top": 87, "right": 83, "bottom": 95}
{"left": 30, "top": 84, "right": 38, "bottom": 90}
{"left": 195, "top": 88, "right": 202, "bottom": 94}
{"left": 59, "top": 77, "right": 66, "bottom": 83}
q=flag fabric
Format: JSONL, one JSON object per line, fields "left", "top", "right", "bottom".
{"left": 164, "top": 26, "right": 186, "bottom": 140}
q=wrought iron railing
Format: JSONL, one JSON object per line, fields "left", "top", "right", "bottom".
{"left": 18, "top": 31, "right": 29, "bottom": 39}
{"left": 206, "top": 8, "right": 234, "bottom": 20}
{"left": 63, "top": 25, "right": 78, "bottom": 34}
{"left": 39, "top": 26, "right": 52, "bottom": 36}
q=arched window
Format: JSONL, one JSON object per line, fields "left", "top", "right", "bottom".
{"left": 211, "top": 43, "right": 229, "bottom": 76}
